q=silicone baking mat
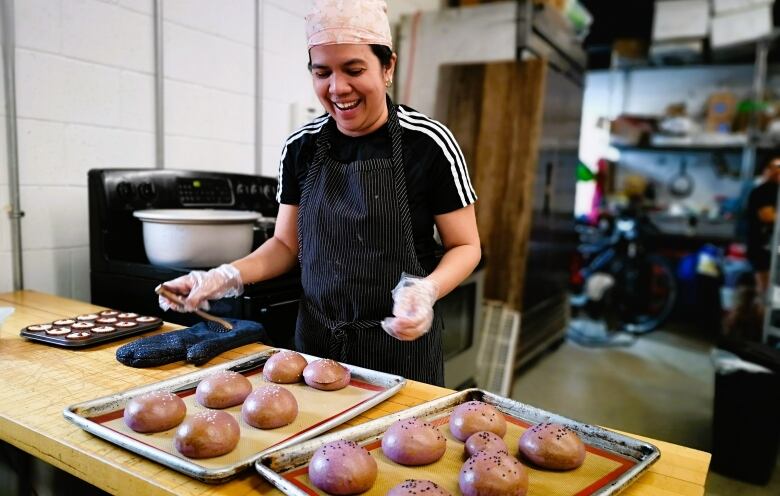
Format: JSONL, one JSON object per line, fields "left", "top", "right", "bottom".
{"left": 64, "top": 350, "right": 406, "bottom": 483}
{"left": 92, "top": 369, "right": 382, "bottom": 469}
{"left": 283, "top": 415, "right": 633, "bottom": 495}
{"left": 257, "top": 389, "right": 659, "bottom": 496}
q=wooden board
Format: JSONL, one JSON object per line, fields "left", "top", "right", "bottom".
{"left": 0, "top": 291, "right": 710, "bottom": 495}
{"left": 444, "top": 59, "right": 548, "bottom": 310}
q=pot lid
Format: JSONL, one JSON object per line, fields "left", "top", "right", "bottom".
{"left": 133, "top": 209, "right": 261, "bottom": 225}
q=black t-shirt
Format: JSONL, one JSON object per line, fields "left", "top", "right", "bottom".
{"left": 277, "top": 105, "right": 477, "bottom": 270}
{"left": 746, "top": 180, "right": 778, "bottom": 267}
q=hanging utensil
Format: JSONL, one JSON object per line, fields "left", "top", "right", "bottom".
{"left": 668, "top": 158, "right": 694, "bottom": 198}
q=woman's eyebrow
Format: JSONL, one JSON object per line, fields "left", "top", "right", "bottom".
{"left": 310, "top": 59, "right": 367, "bottom": 70}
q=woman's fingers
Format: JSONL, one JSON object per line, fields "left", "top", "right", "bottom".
{"left": 381, "top": 316, "right": 428, "bottom": 341}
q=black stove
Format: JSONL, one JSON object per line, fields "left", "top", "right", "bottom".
{"left": 88, "top": 168, "right": 301, "bottom": 348}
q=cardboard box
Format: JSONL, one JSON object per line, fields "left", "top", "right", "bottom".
{"left": 711, "top": 5, "right": 773, "bottom": 47}
{"left": 649, "top": 39, "right": 705, "bottom": 65}
{"left": 712, "top": 0, "right": 773, "bottom": 15}
{"left": 653, "top": 0, "right": 710, "bottom": 41}
{"left": 609, "top": 115, "right": 657, "bottom": 146}
{"left": 532, "top": 0, "right": 568, "bottom": 11}
{"left": 706, "top": 91, "right": 737, "bottom": 133}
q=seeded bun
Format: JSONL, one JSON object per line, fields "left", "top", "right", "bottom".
{"left": 242, "top": 385, "right": 298, "bottom": 429}
{"left": 450, "top": 401, "right": 507, "bottom": 442}
{"left": 308, "top": 440, "right": 377, "bottom": 494}
{"left": 195, "top": 370, "right": 252, "bottom": 409}
{"left": 381, "top": 417, "right": 447, "bottom": 465}
{"left": 174, "top": 411, "right": 240, "bottom": 459}
{"left": 459, "top": 450, "right": 529, "bottom": 496}
{"left": 518, "top": 422, "right": 586, "bottom": 470}
{"left": 388, "top": 480, "right": 452, "bottom": 496}
{"left": 464, "top": 430, "right": 508, "bottom": 458}
{"left": 263, "top": 350, "right": 308, "bottom": 383}
{"left": 303, "top": 359, "right": 351, "bottom": 391}
{"left": 123, "top": 391, "right": 186, "bottom": 433}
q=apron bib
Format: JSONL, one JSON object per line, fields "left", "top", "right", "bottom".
{"left": 295, "top": 99, "right": 444, "bottom": 386}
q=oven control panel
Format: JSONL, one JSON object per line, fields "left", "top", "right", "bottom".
{"left": 176, "top": 177, "right": 235, "bottom": 206}
{"left": 90, "top": 169, "right": 279, "bottom": 218}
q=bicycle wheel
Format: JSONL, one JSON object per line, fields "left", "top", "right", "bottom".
{"left": 620, "top": 255, "right": 678, "bottom": 334}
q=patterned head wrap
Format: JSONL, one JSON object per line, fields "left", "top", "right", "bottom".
{"left": 306, "top": 0, "right": 392, "bottom": 49}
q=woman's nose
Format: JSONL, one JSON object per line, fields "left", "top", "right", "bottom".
{"left": 329, "top": 73, "right": 350, "bottom": 95}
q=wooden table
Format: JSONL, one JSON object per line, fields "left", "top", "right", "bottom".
{"left": 0, "top": 290, "right": 711, "bottom": 495}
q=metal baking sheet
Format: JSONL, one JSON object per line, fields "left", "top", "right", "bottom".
{"left": 63, "top": 349, "right": 406, "bottom": 483}
{"left": 256, "top": 388, "right": 660, "bottom": 496}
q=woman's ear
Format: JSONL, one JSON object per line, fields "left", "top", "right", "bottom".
{"left": 385, "top": 52, "right": 398, "bottom": 82}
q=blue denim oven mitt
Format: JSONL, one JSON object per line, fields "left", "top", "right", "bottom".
{"left": 116, "top": 319, "right": 268, "bottom": 367}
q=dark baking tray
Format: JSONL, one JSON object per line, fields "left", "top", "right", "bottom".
{"left": 19, "top": 309, "right": 163, "bottom": 347}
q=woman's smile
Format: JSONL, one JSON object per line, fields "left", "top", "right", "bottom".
{"left": 310, "top": 43, "right": 394, "bottom": 137}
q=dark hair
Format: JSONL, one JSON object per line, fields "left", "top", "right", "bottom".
{"left": 307, "top": 44, "right": 394, "bottom": 71}
{"left": 370, "top": 44, "right": 393, "bottom": 68}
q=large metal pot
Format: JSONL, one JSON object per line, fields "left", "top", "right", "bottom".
{"left": 133, "top": 209, "right": 261, "bottom": 268}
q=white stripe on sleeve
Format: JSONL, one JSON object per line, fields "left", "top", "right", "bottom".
{"left": 398, "top": 107, "right": 476, "bottom": 203}
{"left": 398, "top": 116, "right": 468, "bottom": 207}
{"left": 276, "top": 115, "right": 329, "bottom": 203}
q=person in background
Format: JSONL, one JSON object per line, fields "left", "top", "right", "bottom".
{"left": 723, "top": 272, "right": 764, "bottom": 343}
{"left": 746, "top": 156, "right": 780, "bottom": 295}
{"left": 157, "top": 0, "right": 481, "bottom": 386}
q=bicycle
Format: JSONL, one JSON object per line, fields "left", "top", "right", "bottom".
{"left": 571, "top": 210, "right": 678, "bottom": 335}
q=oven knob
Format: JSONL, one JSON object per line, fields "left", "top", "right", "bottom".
{"left": 236, "top": 183, "right": 246, "bottom": 195}
{"left": 116, "top": 181, "right": 134, "bottom": 199}
{"left": 138, "top": 182, "right": 156, "bottom": 199}
{"left": 262, "top": 184, "right": 275, "bottom": 198}
{"left": 250, "top": 184, "right": 259, "bottom": 195}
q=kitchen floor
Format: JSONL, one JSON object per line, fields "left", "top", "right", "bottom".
{"left": 511, "top": 319, "right": 780, "bottom": 495}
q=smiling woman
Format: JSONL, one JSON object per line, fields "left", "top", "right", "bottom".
{"left": 308, "top": 43, "right": 396, "bottom": 137}
{"left": 158, "top": 0, "right": 482, "bottom": 387}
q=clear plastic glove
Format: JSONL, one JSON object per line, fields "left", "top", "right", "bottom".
{"left": 157, "top": 263, "right": 244, "bottom": 313}
{"left": 381, "top": 274, "right": 439, "bottom": 341}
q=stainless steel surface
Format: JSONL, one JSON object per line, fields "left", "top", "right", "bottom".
{"left": 441, "top": 268, "right": 484, "bottom": 389}
{"left": 1, "top": 0, "right": 24, "bottom": 290}
{"left": 133, "top": 209, "right": 261, "bottom": 267}
{"left": 154, "top": 0, "right": 164, "bottom": 169}
{"left": 256, "top": 388, "right": 660, "bottom": 496}
{"left": 516, "top": 0, "right": 586, "bottom": 86}
{"left": 132, "top": 209, "right": 262, "bottom": 225}
{"left": 63, "top": 349, "right": 406, "bottom": 483}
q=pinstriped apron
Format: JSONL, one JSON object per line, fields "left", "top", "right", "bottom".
{"left": 295, "top": 99, "right": 444, "bottom": 386}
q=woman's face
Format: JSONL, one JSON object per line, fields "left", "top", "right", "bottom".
{"left": 309, "top": 44, "right": 395, "bottom": 137}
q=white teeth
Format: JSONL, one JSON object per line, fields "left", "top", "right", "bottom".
{"left": 334, "top": 100, "right": 359, "bottom": 111}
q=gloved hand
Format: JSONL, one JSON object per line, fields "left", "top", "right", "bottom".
{"left": 158, "top": 264, "right": 244, "bottom": 313}
{"left": 116, "top": 319, "right": 267, "bottom": 367}
{"left": 381, "top": 274, "right": 439, "bottom": 341}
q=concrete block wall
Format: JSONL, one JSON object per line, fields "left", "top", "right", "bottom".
{"left": 10, "top": 0, "right": 156, "bottom": 300}
{"left": 0, "top": 0, "right": 441, "bottom": 298}
{"left": 164, "top": 0, "right": 256, "bottom": 173}
{"left": 0, "top": 20, "right": 8, "bottom": 292}
{"left": 259, "top": 0, "right": 313, "bottom": 178}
